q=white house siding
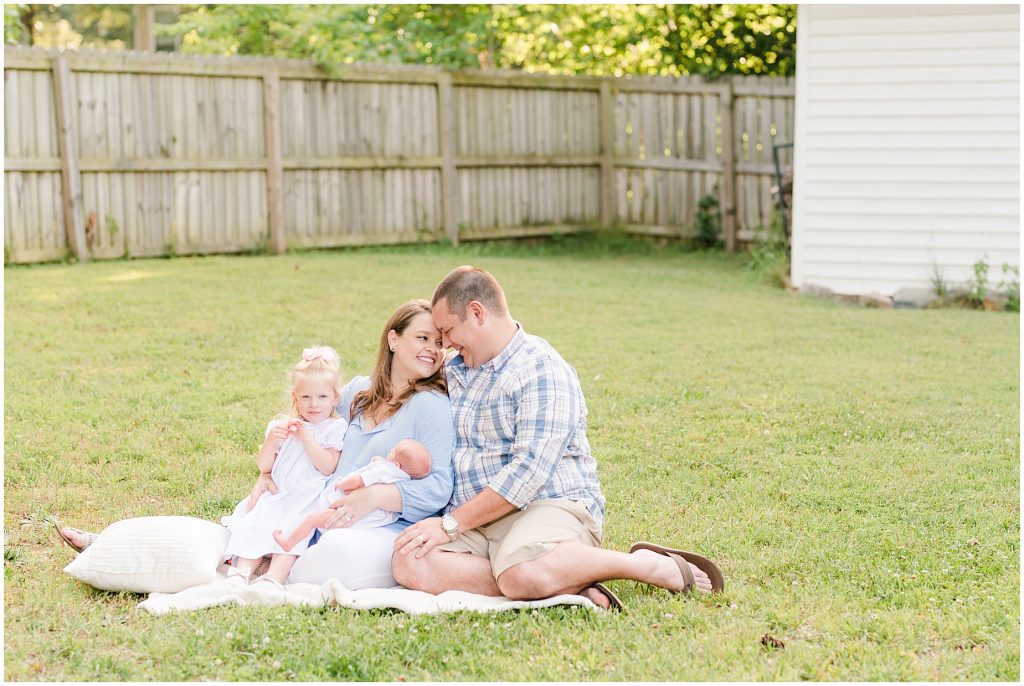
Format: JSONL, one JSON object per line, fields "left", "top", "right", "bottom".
{"left": 791, "top": 4, "right": 1020, "bottom": 295}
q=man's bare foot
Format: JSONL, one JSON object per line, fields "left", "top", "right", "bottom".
{"left": 632, "top": 549, "right": 712, "bottom": 594}
{"left": 580, "top": 586, "right": 612, "bottom": 609}
{"left": 578, "top": 582, "right": 623, "bottom": 610}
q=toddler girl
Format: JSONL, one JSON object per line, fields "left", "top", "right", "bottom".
{"left": 221, "top": 346, "right": 347, "bottom": 586}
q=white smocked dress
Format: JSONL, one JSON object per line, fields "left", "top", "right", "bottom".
{"left": 222, "top": 416, "right": 347, "bottom": 558}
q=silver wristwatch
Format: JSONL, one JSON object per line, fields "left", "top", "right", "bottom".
{"left": 441, "top": 514, "right": 459, "bottom": 542}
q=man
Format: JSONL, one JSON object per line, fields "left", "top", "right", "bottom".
{"left": 393, "top": 266, "right": 723, "bottom": 609}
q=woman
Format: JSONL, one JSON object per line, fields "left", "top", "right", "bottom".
{"left": 59, "top": 299, "right": 455, "bottom": 590}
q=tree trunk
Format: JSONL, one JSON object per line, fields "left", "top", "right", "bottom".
{"left": 19, "top": 5, "right": 35, "bottom": 44}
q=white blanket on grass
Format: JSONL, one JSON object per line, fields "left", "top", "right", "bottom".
{"left": 138, "top": 575, "right": 596, "bottom": 615}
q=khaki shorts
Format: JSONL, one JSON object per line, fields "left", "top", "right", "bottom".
{"left": 437, "top": 498, "right": 601, "bottom": 578}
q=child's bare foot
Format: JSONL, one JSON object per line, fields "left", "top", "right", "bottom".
{"left": 271, "top": 529, "right": 294, "bottom": 551}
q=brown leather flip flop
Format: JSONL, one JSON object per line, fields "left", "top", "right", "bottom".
{"left": 629, "top": 541, "right": 725, "bottom": 593}
{"left": 585, "top": 582, "right": 625, "bottom": 611}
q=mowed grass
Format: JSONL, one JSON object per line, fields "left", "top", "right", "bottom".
{"left": 4, "top": 239, "right": 1019, "bottom": 681}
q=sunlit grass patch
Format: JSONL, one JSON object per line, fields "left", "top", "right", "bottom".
{"left": 4, "top": 241, "right": 1019, "bottom": 680}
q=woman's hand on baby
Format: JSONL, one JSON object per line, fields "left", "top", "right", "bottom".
{"left": 247, "top": 473, "right": 279, "bottom": 511}
{"left": 323, "top": 488, "right": 378, "bottom": 529}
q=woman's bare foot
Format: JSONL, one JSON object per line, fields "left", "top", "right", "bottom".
{"left": 57, "top": 526, "right": 96, "bottom": 553}
{"left": 632, "top": 549, "right": 713, "bottom": 594}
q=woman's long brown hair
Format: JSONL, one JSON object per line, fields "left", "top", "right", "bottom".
{"left": 350, "top": 299, "right": 447, "bottom": 422}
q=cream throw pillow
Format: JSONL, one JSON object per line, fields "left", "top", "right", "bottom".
{"left": 63, "top": 516, "right": 230, "bottom": 593}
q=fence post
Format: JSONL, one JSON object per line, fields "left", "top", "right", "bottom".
{"left": 598, "top": 80, "right": 616, "bottom": 227}
{"left": 262, "top": 70, "right": 285, "bottom": 254}
{"left": 133, "top": 5, "right": 156, "bottom": 52}
{"left": 436, "top": 72, "right": 459, "bottom": 246}
{"left": 720, "top": 78, "right": 737, "bottom": 251}
{"left": 51, "top": 54, "right": 88, "bottom": 262}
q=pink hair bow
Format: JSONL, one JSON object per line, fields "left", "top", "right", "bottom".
{"left": 302, "top": 348, "right": 323, "bottom": 362}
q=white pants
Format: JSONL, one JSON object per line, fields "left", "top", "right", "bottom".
{"left": 287, "top": 526, "right": 399, "bottom": 589}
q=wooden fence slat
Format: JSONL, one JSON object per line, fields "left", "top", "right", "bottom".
{"left": 263, "top": 71, "right": 285, "bottom": 254}
{"left": 437, "top": 73, "right": 459, "bottom": 245}
{"left": 720, "top": 82, "right": 737, "bottom": 251}
{"left": 598, "top": 82, "right": 615, "bottom": 225}
{"left": 51, "top": 55, "right": 87, "bottom": 260}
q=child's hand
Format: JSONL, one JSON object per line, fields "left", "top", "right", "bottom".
{"left": 247, "top": 473, "right": 279, "bottom": 512}
{"left": 267, "top": 424, "right": 290, "bottom": 446}
{"left": 287, "top": 418, "right": 308, "bottom": 440}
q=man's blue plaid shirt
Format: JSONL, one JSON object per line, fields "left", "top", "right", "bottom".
{"left": 444, "top": 325, "right": 606, "bottom": 529}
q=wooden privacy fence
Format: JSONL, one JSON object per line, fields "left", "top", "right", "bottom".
{"left": 4, "top": 46, "right": 794, "bottom": 264}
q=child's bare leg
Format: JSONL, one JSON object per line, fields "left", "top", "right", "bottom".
{"left": 272, "top": 509, "right": 336, "bottom": 551}
{"left": 264, "top": 554, "right": 297, "bottom": 584}
{"left": 229, "top": 556, "right": 262, "bottom": 579}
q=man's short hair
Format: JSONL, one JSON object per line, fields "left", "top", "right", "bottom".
{"left": 432, "top": 266, "right": 508, "bottom": 319}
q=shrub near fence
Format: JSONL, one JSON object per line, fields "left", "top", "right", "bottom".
{"left": 3, "top": 46, "right": 794, "bottom": 264}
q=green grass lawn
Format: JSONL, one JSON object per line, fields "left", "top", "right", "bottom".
{"left": 4, "top": 239, "right": 1020, "bottom": 680}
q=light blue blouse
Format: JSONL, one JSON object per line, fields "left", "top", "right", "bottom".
{"left": 332, "top": 376, "right": 455, "bottom": 533}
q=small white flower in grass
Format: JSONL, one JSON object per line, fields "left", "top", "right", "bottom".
{"left": 215, "top": 659, "right": 222, "bottom": 666}
{"left": 196, "top": 628, "right": 204, "bottom": 637}
{"left": 225, "top": 632, "right": 233, "bottom": 640}
{"left": 729, "top": 603, "right": 737, "bottom": 610}
{"left": 272, "top": 660, "right": 281, "bottom": 669}
{"left": 262, "top": 636, "right": 270, "bottom": 645}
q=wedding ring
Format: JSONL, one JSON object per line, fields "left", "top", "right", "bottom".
{"left": 345, "top": 514, "right": 353, "bottom": 522}
{"left": 416, "top": 535, "right": 425, "bottom": 544}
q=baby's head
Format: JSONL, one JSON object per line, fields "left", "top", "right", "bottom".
{"left": 385, "top": 439, "right": 432, "bottom": 479}
{"left": 289, "top": 346, "right": 342, "bottom": 422}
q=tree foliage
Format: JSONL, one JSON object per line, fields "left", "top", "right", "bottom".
{"left": 6, "top": 3, "right": 133, "bottom": 48}
{"left": 162, "top": 4, "right": 795, "bottom": 77}
{"left": 4, "top": 4, "right": 31, "bottom": 44}
{"left": 9, "top": 4, "right": 796, "bottom": 77}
